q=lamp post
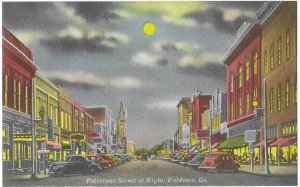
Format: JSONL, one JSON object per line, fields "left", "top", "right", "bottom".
{"left": 253, "top": 78, "right": 270, "bottom": 175}
{"left": 31, "top": 106, "right": 45, "bottom": 179}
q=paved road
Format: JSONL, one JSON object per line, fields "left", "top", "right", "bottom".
{"left": 3, "top": 160, "right": 297, "bottom": 186}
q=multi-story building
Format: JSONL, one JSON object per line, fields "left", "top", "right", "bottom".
{"left": 126, "top": 140, "right": 136, "bottom": 157}
{"left": 257, "top": 1, "right": 297, "bottom": 165}
{"left": 116, "top": 101, "right": 127, "bottom": 154}
{"left": 85, "top": 112, "right": 95, "bottom": 155}
{"left": 2, "top": 26, "right": 38, "bottom": 171}
{"left": 191, "top": 91, "right": 211, "bottom": 148}
{"left": 222, "top": 22, "right": 262, "bottom": 160}
{"left": 87, "top": 106, "right": 114, "bottom": 153}
{"left": 33, "top": 72, "right": 60, "bottom": 168}
{"left": 208, "top": 89, "right": 227, "bottom": 151}
{"left": 176, "top": 97, "right": 192, "bottom": 148}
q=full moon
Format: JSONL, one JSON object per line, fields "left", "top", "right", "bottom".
{"left": 142, "top": 22, "right": 156, "bottom": 36}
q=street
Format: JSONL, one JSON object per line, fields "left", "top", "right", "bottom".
{"left": 4, "top": 160, "right": 297, "bottom": 186}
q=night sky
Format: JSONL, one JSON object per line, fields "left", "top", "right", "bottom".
{"left": 2, "top": 1, "right": 264, "bottom": 147}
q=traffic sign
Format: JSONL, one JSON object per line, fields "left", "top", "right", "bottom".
{"left": 38, "top": 150, "right": 50, "bottom": 154}
{"left": 245, "top": 130, "right": 257, "bottom": 142}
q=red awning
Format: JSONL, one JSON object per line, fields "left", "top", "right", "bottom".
{"left": 88, "top": 132, "right": 100, "bottom": 138}
{"left": 211, "top": 143, "right": 219, "bottom": 148}
{"left": 44, "top": 140, "right": 61, "bottom": 150}
{"left": 254, "top": 139, "right": 276, "bottom": 147}
{"left": 270, "top": 136, "right": 297, "bottom": 146}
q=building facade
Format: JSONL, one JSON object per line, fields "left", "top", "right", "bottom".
{"left": 222, "top": 22, "right": 262, "bottom": 161}
{"left": 116, "top": 101, "right": 127, "bottom": 154}
{"left": 177, "top": 97, "right": 192, "bottom": 148}
{"left": 126, "top": 140, "right": 136, "bottom": 157}
{"left": 2, "top": 26, "right": 38, "bottom": 171}
{"left": 257, "top": 1, "right": 297, "bottom": 165}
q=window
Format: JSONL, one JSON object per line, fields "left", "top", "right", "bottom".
{"left": 253, "top": 88, "right": 258, "bottom": 100}
{"left": 65, "top": 112, "right": 68, "bottom": 129}
{"left": 282, "top": 122, "right": 297, "bottom": 135}
{"left": 230, "top": 73, "right": 234, "bottom": 93}
{"left": 253, "top": 52, "right": 258, "bottom": 75}
{"left": 246, "top": 94, "right": 250, "bottom": 113}
{"left": 61, "top": 111, "right": 64, "bottom": 128}
{"left": 25, "top": 86, "right": 28, "bottom": 114}
{"left": 294, "top": 75, "right": 297, "bottom": 104}
{"left": 3, "top": 126, "right": 9, "bottom": 144}
{"left": 36, "top": 98, "right": 40, "bottom": 118}
{"left": 55, "top": 108, "right": 58, "bottom": 126}
{"left": 13, "top": 79, "right": 17, "bottom": 109}
{"left": 245, "top": 58, "right": 249, "bottom": 81}
{"left": 277, "top": 83, "right": 281, "bottom": 111}
{"left": 278, "top": 38, "right": 282, "bottom": 65}
{"left": 239, "top": 96, "right": 242, "bottom": 115}
{"left": 286, "top": 79, "right": 290, "bottom": 107}
{"left": 18, "top": 81, "right": 21, "bottom": 111}
{"left": 264, "top": 49, "right": 268, "bottom": 74}
{"left": 267, "top": 125, "right": 277, "bottom": 137}
{"left": 238, "top": 66, "right": 243, "bottom": 88}
{"left": 270, "top": 43, "right": 274, "bottom": 70}
{"left": 270, "top": 88, "right": 274, "bottom": 113}
{"left": 230, "top": 102, "right": 234, "bottom": 120}
{"left": 286, "top": 29, "right": 290, "bottom": 60}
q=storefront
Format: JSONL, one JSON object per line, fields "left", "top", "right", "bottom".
{"left": 270, "top": 135, "right": 297, "bottom": 165}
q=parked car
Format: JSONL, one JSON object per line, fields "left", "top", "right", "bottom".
{"left": 170, "top": 152, "right": 182, "bottom": 162}
{"left": 162, "top": 153, "right": 175, "bottom": 161}
{"left": 179, "top": 153, "right": 198, "bottom": 165}
{"left": 113, "top": 154, "right": 126, "bottom": 163}
{"left": 172, "top": 153, "right": 186, "bottom": 163}
{"left": 187, "top": 153, "right": 205, "bottom": 167}
{"left": 96, "top": 154, "right": 118, "bottom": 165}
{"left": 198, "top": 152, "right": 240, "bottom": 172}
{"left": 140, "top": 153, "right": 148, "bottom": 161}
{"left": 49, "top": 155, "right": 100, "bottom": 176}
{"left": 86, "top": 155, "right": 114, "bottom": 168}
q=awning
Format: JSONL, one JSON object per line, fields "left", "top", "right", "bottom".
{"left": 254, "top": 139, "right": 276, "bottom": 147}
{"left": 218, "top": 135, "right": 247, "bottom": 149}
{"left": 87, "top": 132, "right": 100, "bottom": 138}
{"left": 45, "top": 140, "right": 61, "bottom": 150}
{"left": 270, "top": 136, "right": 297, "bottom": 146}
{"left": 211, "top": 143, "right": 219, "bottom": 148}
{"left": 70, "top": 133, "right": 85, "bottom": 141}
{"left": 61, "top": 140, "right": 71, "bottom": 150}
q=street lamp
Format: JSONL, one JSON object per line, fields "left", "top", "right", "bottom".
{"left": 31, "top": 106, "right": 45, "bottom": 179}
{"left": 253, "top": 78, "right": 270, "bottom": 175}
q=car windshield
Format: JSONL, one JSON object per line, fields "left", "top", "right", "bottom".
{"left": 66, "top": 157, "right": 73, "bottom": 162}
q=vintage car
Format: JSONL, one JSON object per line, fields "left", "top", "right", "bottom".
{"left": 86, "top": 155, "right": 114, "bottom": 168}
{"left": 186, "top": 153, "right": 205, "bottom": 167}
{"left": 49, "top": 155, "right": 101, "bottom": 176}
{"left": 140, "top": 153, "right": 149, "bottom": 161}
{"left": 198, "top": 152, "right": 240, "bottom": 172}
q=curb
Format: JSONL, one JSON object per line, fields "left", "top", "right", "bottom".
{"left": 239, "top": 170, "right": 298, "bottom": 177}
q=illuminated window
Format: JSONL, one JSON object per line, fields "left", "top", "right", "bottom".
{"left": 270, "top": 43, "right": 274, "bottom": 70}
{"left": 25, "top": 86, "right": 28, "bottom": 114}
{"left": 253, "top": 52, "right": 258, "bottom": 75}
{"left": 277, "top": 83, "right": 281, "bottom": 111}
{"left": 286, "top": 79, "right": 290, "bottom": 107}
{"left": 230, "top": 102, "right": 234, "bottom": 120}
{"left": 239, "top": 96, "right": 242, "bottom": 115}
{"left": 286, "top": 29, "right": 290, "bottom": 60}
{"left": 68, "top": 114, "right": 71, "bottom": 130}
{"left": 253, "top": 88, "right": 258, "bottom": 99}
{"left": 246, "top": 94, "right": 250, "bottom": 113}
{"left": 65, "top": 112, "right": 68, "bottom": 129}
{"left": 230, "top": 73, "right": 234, "bottom": 93}
{"left": 264, "top": 49, "right": 268, "bottom": 74}
{"left": 270, "top": 88, "right": 274, "bottom": 113}
{"left": 13, "top": 79, "right": 17, "bottom": 109}
{"left": 18, "top": 81, "right": 21, "bottom": 111}
{"left": 55, "top": 107, "right": 58, "bottom": 126}
{"left": 61, "top": 111, "right": 64, "bottom": 128}
{"left": 238, "top": 66, "right": 243, "bottom": 88}
{"left": 278, "top": 38, "right": 282, "bottom": 65}
{"left": 50, "top": 105, "right": 53, "bottom": 119}
{"left": 245, "top": 58, "right": 249, "bottom": 81}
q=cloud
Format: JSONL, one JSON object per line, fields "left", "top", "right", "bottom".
{"left": 147, "top": 100, "right": 179, "bottom": 110}
{"left": 2, "top": 2, "right": 68, "bottom": 31}
{"left": 177, "top": 53, "right": 225, "bottom": 79}
{"left": 153, "top": 41, "right": 200, "bottom": 53}
{"left": 185, "top": 7, "right": 255, "bottom": 34}
{"left": 40, "top": 27, "right": 129, "bottom": 53}
{"left": 44, "top": 71, "right": 141, "bottom": 90}
{"left": 208, "top": 1, "right": 265, "bottom": 11}
{"left": 67, "top": 2, "right": 120, "bottom": 22}
{"left": 131, "top": 52, "right": 159, "bottom": 67}
{"left": 12, "top": 31, "right": 44, "bottom": 44}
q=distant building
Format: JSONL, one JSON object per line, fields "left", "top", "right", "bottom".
{"left": 116, "top": 101, "right": 127, "bottom": 154}
{"left": 126, "top": 140, "right": 136, "bottom": 156}
{"left": 177, "top": 97, "right": 192, "bottom": 149}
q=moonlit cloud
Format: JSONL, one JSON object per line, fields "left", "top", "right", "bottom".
{"left": 131, "top": 52, "right": 159, "bottom": 67}
{"left": 147, "top": 100, "right": 179, "bottom": 110}
{"left": 178, "top": 53, "right": 223, "bottom": 67}
{"left": 153, "top": 40, "right": 200, "bottom": 53}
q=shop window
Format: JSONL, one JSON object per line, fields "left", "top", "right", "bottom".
{"left": 245, "top": 58, "right": 249, "bottom": 81}
{"left": 270, "top": 88, "right": 274, "bottom": 113}
{"left": 286, "top": 79, "right": 290, "bottom": 108}
{"left": 264, "top": 49, "right": 268, "bottom": 74}
{"left": 270, "top": 43, "right": 274, "bottom": 70}
{"left": 286, "top": 29, "right": 290, "bottom": 60}
{"left": 253, "top": 52, "right": 258, "bottom": 75}
{"left": 238, "top": 66, "right": 243, "bottom": 88}
{"left": 277, "top": 83, "right": 281, "bottom": 111}
{"left": 25, "top": 86, "right": 28, "bottom": 114}
{"left": 278, "top": 37, "right": 282, "bottom": 65}
{"left": 2, "top": 126, "right": 9, "bottom": 144}
{"left": 3, "top": 148, "right": 10, "bottom": 160}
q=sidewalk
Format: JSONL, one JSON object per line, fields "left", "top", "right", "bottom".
{"left": 3, "top": 171, "right": 49, "bottom": 182}
{"left": 239, "top": 164, "right": 297, "bottom": 176}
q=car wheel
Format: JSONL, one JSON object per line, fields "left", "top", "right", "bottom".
{"left": 56, "top": 169, "right": 64, "bottom": 177}
{"left": 88, "top": 167, "right": 96, "bottom": 175}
